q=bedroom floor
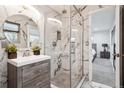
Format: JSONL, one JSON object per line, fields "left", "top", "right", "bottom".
{"left": 92, "top": 58, "right": 115, "bottom": 87}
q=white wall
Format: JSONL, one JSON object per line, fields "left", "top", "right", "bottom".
{"left": 92, "top": 30, "right": 110, "bottom": 57}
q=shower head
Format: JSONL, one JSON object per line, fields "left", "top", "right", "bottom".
{"left": 98, "top": 5, "right": 103, "bottom": 8}
{"left": 62, "top": 5, "right": 67, "bottom": 14}
{"left": 62, "top": 9, "right": 67, "bottom": 14}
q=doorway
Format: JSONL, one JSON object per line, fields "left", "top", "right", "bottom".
{"left": 89, "top": 7, "right": 117, "bottom": 87}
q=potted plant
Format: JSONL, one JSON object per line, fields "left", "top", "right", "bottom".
{"left": 5, "top": 44, "right": 17, "bottom": 59}
{"left": 32, "top": 46, "right": 41, "bottom": 55}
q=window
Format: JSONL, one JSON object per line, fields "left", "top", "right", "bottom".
{"left": 27, "top": 25, "right": 40, "bottom": 47}
{"left": 3, "top": 21, "right": 20, "bottom": 32}
{"left": 3, "top": 21, "right": 20, "bottom": 43}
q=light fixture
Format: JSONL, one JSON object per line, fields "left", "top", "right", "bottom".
{"left": 47, "top": 18, "right": 62, "bottom": 26}
{"left": 62, "top": 5, "right": 67, "bottom": 14}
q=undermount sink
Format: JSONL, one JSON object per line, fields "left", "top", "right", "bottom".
{"left": 8, "top": 55, "right": 51, "bottom": 67}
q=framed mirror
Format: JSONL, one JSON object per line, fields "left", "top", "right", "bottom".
{"left": 2, "top": 14, "right": 40, "bottom": 48}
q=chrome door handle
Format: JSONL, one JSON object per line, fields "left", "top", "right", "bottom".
{"left": 113, "top": 54, "right": 124, "bottom": 57}
{"left": 113, "top": 54, "right": 120, "bottom": 57}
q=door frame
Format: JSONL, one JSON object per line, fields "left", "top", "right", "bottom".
{"left": 89, "top": 6, "right": 120, "bottom": 88}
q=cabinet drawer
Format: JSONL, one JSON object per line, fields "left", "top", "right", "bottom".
{"left": 22, "top": 61, "right": 49, "bottom": 71}
{"left": 23, "top": 74, "right": 50, "bottom": 88}
{"left": 22, "top": 62, "right": 49, "bottom": 83}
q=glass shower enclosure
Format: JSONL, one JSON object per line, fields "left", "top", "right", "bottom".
{"left": 45, "top": 5, "right": 84, "bottom": 88}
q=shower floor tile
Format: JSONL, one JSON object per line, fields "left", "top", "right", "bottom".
{"left": 51, "top": 69, "right": 70, "bottom": 88}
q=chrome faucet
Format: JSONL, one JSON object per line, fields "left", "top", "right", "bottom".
{"left": 23, "top": 50, "right": 30, "bottom": 57}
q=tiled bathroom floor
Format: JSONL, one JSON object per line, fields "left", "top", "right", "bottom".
{"left": 51, "top": 68, "right": 83, "bottom": 88}
{"left": 51, "top": 69, "right": 70, "bottom": 88}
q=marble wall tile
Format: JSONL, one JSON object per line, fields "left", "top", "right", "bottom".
{"left": 0, "top": 48, "right": 7, "bottom": 87}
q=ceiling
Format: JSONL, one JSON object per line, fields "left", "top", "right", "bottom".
{"left": 91, "top": 8, "right": 115, "bottom": 32}
{"left": 34, "top": 5, "right": 113, "bottom": 21}
{"left": 34, "top": 5, "right": 86, "bottom": 16}
{"left": 33, "top": 5, "right": 115, "bottom": 29}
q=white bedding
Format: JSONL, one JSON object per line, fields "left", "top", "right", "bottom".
{"left": 92, "top": 49, "right": 96, "bottom": 56}
{"left": 91, "top": 49, "right": 96, "bottom": 61}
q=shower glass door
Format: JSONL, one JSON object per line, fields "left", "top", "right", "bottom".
{"left": 45, "top": 5, "right": 71, "bottom": 88}
{"left": 45, "top": 5, "right": 84, "bottom": 88}
{"left": 70, "top": 5, "right": 84, "bottom": 88}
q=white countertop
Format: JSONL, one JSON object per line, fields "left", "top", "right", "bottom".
{"left": 8, "top": 55, "right": 51, "bottom": 67}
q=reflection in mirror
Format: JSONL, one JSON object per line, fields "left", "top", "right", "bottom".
{"left": 4, "top": 32, "right": 19, "bottom": 43}
{"left": 2, "top": 14, "right": 40, "bottom": 48}
{"left": 3, "top": 21, "right": 20, "bottom": 44}
{"left": 4, "top": 21, "right": 20, "bottom": 32}
{"left": 27, "top": 24, "right": 40, "bottom": 47}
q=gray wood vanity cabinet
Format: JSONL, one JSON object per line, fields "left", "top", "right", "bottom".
{"left": 7, "top": 55, "right": 51, "bottom": 88}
